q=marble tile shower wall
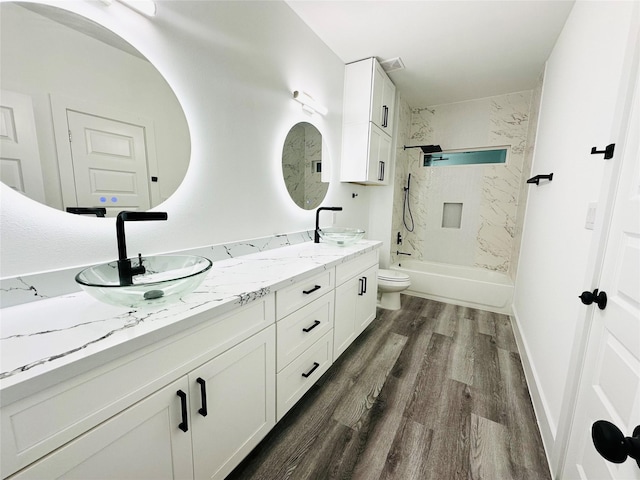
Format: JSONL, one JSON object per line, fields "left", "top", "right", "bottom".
{"left": 282, "top": 123, "right": 306, "bottom": 207}
{"left": 282, "top": 124, "right": 325, "bottom": 209}
{"left": 0, "top": 230, "right": 313, "bottom": 309}
{"left": 302, "top": 124, "right": 326, "bottom": 208}
{"left": 392, "top": 91, "right": 535, "bottom": 277}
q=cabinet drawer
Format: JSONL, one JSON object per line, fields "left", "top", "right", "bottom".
{"left": 276, "top": 292, "right": 334, "bottom": 372}
{"left": 276, "top": 331, "right": 333, "bottom": 420}
{"left": 276, "top": 270, "right": 333, "bottom": 319}
{"left": 0, "top": 297, "right": 275, "bottom": 479}
{"left": 335, "top": 250, "right": 378, "bottom": 286}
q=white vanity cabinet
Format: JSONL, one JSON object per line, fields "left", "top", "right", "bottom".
{"left": 2, "top": 298, "right": 276, "bottom": 480}
{"left": 1, "top": 243, "right": 383, "bottom": 480}
{"left": 275, "top": 270, "right": 335, "bottom": 420}
{"left": 341, "top": 57, "right": 396, "bottom": 185}
{"left": 334, "top": 250, "right": 379, "bottom": 360}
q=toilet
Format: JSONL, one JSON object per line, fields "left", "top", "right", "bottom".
{"left": 377, "top": 269, "right": 411, "bottom": 310}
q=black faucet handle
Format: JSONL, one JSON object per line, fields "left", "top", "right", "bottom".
{"left": 117, "top": 211, "right": 168, "bottom": 222}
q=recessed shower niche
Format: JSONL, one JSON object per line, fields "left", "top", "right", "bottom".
{"left": 442, "top": 202, "right": 463, "bottom": 229}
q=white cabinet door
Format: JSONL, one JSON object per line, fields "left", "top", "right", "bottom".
{"left": 190, "top": 325, "right": 276, "bottom": 480}
{"left": 341, "top": 122, "right": 391, "bottom": 185}
{"left": 334, "top": 264, "right": 378, "bottom": 360}
{"left": 11, "top": 377, "right": 194, "bottom": 480}
{"left": 334, "top": 275, "right": 359, "bottom": 359}
{"left": 367, "top": 123, "right": 392, "bottom": 184}
{"left": 371, "top": 63, "right": 395, "bottom": 134}
{"left": 357, "top": 264, "right": 378, "bottom": 333}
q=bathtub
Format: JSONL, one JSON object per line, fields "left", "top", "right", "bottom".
{"left": 390, "top": 260, "right": 514, "bottom": 314}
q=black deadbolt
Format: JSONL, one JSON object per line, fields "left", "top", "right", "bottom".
{"left": 579, "top": 288, "right": 608, "bottom": 310}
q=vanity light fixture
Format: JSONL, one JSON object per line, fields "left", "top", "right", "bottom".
{"left": 117, "top": 0, "right": 157, "bottom": 17}
{"left": 293, "top": 90, "right": 328, "bottom": 116}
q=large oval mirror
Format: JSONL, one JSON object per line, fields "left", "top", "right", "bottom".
{"left": 0, "top": 2, "right": 190, "bottom": 217}
{"left": 281, "top": 122, "right": 329, "bottom": 210}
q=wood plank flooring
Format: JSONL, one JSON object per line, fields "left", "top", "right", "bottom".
{"left": 227, "top": 295, "right": 551, "bottom": 480}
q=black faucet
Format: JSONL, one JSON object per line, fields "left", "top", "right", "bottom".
{"left": 116, "top": 211, "right": 168, "bottom": 285}
{"left": 315, "top": 207, "right": 343, "bottom": 243}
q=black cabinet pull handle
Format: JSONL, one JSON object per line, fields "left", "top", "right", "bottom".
{"left": 176, "top": 390, "right": 188, "bottom": 432}
{"left": 196, "top": 377, "right": 208, "bottom": 417}
{"left": 302, "top": 320, "right": 321, "bottom": 333}
{"left": 358, "top": 277, "right": 364, "bottom": 296}
{"left": 362, "top": 276, "right": 367, "bottom": 294}
{"left": 378, "top": 161, "right": 385, "bottom": 181}
{"left": 302, "top": 362, "right": 320, "bottom": 378}
{"left": 382, "top": 105, "right": 389, "bottom": 127}
{"left": 303, "top": 285, "right": 321, "bottom": 295}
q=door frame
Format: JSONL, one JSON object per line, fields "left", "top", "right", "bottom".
{"left": 0, "top": 89, "right": 46, "bottom": 204}
{"left": 50, "top": 94, "right": 160, "bottom": 211}
{"left": 552, "top": 19, "right": 640, "bottom": 476}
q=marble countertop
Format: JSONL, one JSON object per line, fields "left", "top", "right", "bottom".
{"left": 0, "top": 240, "right": 381, "bottom": 405}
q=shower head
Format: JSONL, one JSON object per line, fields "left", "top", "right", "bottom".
{"left": 403, "top": 144, "right": 442, "bottom": 154}
{"left": 419, "top": 145, "right": 442, "bottom": 154}
{"left": 404, "top": 173, "right": 412, "bottom": 192}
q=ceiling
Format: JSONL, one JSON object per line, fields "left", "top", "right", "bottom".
{"left": 286, "top": 0, "right": 575, "bottom": 107}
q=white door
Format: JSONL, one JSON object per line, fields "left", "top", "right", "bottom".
{"left": 562, "top": 59, "right": 640, "bottom": 479}
{"left": 67, "top": 110, "right": 151, "bottom": 215}
{"left": 0, "top": 90, "right": 45, "bottom": 203}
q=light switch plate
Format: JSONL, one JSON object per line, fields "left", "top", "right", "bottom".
{"left": 585, "top": 202, "right": 597, "bottom": 230}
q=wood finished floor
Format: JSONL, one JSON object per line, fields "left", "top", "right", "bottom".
{"left": 227, "top": 295, "right": 551, "bottom": 480}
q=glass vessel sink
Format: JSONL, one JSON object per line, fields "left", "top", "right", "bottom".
{"left": 317, "top": 227, "right": 365, "bottom": 246}
{"left": 75, "top": 255, "right": 212, "bottom": 308}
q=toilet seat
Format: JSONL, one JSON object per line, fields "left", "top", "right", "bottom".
{"left": 378, "top": 269, "right": 410, "bottom": 282}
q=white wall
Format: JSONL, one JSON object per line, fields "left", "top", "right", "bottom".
{"left": 0, "top": 0, "right": 371, "bottom": 278}
{"left": 512, "top": 0, "right": 638, "bottom": 473}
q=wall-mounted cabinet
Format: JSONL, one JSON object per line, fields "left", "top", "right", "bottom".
{"left": 341, "top": 57, "right": 396, "bottom": 185}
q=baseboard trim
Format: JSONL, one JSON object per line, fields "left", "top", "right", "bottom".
{"left": 510, "top": 303, "right": 557, "bottom": 477}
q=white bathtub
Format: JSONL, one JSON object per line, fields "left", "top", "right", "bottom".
{"left": 390, "top": 260, "right": 514, "bottom": 314}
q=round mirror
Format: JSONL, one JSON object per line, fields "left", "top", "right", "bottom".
{"left": 0, "top": 2, "right": 190, "bottom": 217}
{"left": 281, "top": 122, "right": 329, "bottom": 210}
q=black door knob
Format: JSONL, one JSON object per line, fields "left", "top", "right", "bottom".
{"left": 592, "top": 420, "right": 640, "bottom": 468}
{"left": 579, "top": 288, "right": 608, "bottom": 310}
